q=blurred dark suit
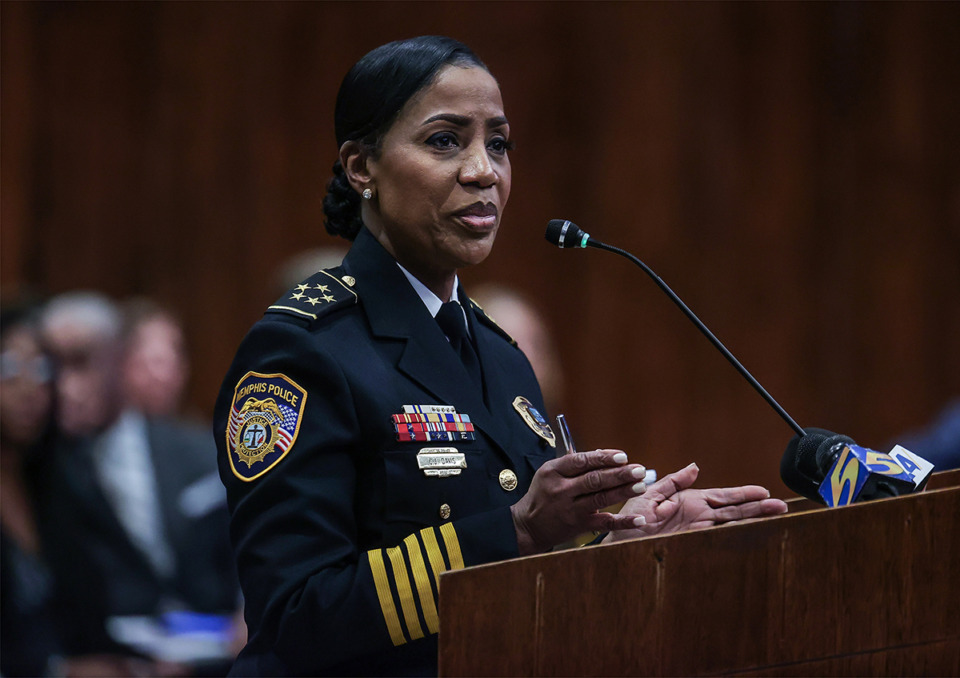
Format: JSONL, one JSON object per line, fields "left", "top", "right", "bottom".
{"left": 35, "top": 415, "right": 239, "bottom": 656}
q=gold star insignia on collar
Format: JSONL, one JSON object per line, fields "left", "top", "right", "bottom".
{"left": 306, "top": 297, "right": 322, "bottom": 306}
{"left": 314, "top": 284, "right": 331, "bottom": 293}
{"left": 291, "top": 292, "right": 305, "bottom": 300}
{"left": 322, "top": 294, "right": 335, "bottom": 303}
{"left": 296, "top": 284, "right": 309, "bottom": 292}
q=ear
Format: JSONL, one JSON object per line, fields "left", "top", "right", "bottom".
{"left": 339, "top": 141, "right": 374, "bottom": 195}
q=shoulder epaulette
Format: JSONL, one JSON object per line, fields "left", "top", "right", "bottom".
{"left": 266, "top": 267, "right": 358, "bottom": 323}
{"left": 466, "top": 298, "right": 517, "bottom": 348}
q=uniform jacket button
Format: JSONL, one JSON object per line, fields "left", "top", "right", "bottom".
{"left": 499, "top": 469, "right": 518, "bottom": 491}
{"left": 439, "top": 503, "right": 451, "bottom": 520}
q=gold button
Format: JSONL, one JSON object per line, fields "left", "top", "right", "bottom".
{"left": 342, "top": 275, "right": 356, "bottom": 287}
{"left": 439, "top": 503, "right": 451, "bottom": 520}
{"left": 499, "top": 469, "right": 518, "bottom": 491}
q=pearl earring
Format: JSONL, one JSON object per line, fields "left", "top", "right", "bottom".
{"left": 362, "top": 188, "right": 373, "bottom": 200}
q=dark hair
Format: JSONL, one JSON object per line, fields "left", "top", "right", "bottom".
{"left": 322, "top": 36, "right": 487, "bottom": 241}
{"left": 1, "top": 299, "right": 44, "bottom": 343}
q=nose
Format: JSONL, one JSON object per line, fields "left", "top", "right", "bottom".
{"left": 459, "top": 142, "right": 498, "bottom": 188}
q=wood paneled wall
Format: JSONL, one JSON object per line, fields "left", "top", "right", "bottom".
{"left": 3, "top": 2, "right": 958, "bottom": 493}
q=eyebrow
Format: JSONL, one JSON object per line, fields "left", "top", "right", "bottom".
{"left": 422, "top": 113, "right": 509, "bottom": 129}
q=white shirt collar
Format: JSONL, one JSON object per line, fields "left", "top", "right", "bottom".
{"left": 396, "top": 262, "right": 461, "bottom": 319}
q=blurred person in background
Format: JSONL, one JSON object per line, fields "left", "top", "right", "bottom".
{"left": 35, "top": 291, "right": 241, "bottom": 675}
{"left": 1, "top": 302, "right": 144, "bottom": 677}
{"left": 470, "top": 284, "right": 566, "bottom": 417}
{"left": 274, "top": 246, "right": 349, "bottom": 295}
{"left": 121, "top": 299, "right": 191, "bottom": 420}
{"left": 894, "top": 399, "right": 960, "bottom": 472}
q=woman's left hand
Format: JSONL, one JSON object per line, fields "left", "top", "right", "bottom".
{"left": 604, "top": 463, "right": 788, "bottom": 543}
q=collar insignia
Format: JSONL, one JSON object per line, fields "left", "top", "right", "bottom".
{"left": 512, "top": 396, "right": 556, "bottom": 448}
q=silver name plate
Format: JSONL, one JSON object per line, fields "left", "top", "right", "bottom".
{"left": 417, "top": 447, "right": 467, "bottom": 477}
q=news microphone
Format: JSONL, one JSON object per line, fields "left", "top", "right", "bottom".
{"left": 780, "top": 428, "right": 854, "bottom": 501}
{"left": 545, "top": 218, "right": 805, "bottom": 438}
{"left": 782, "top": 429, "right": 936, "bottom": 505}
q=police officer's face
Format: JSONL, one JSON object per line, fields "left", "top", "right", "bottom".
{"left": 362, "top": 65, "right": 511, "bottom": 293}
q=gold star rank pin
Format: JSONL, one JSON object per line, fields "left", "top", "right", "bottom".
{"left": 267, "top": 268, "right": 358, "bottom": 322}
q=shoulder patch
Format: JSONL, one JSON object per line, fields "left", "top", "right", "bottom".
{"left": 227, "top": 371, "right": 307, "bottom": 481}
{"left": 267, "top": 267, "right": 358, "bottom": 322}
{"left": 466, "top": 298, "right": 517, "bottom": 347}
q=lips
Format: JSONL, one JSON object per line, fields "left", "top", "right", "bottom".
{"left": 454, "top": 202, "right": 498, "bottom": 230}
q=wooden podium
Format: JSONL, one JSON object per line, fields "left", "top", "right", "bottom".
{"left": 438, "top": 471, "right": 959, "bottom": 676}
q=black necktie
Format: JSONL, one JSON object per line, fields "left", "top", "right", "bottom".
{"left": 436, "top": 301, "right": 483, "bottom": 389}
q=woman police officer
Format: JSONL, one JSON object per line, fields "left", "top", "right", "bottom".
{"left": 214, "top": 36, "right": 786, "bottom": 676}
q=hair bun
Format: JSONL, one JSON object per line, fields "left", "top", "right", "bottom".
{"left": 322, "top": 160, "right": 363, "bottom": 241}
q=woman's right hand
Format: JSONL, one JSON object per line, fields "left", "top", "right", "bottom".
{"left": 510, "top": 449, "right": 647, "bottom": 555}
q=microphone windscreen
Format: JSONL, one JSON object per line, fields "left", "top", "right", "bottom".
{"left": 781, "top": 428, "right": 855, "bottom": 501}
{"left": 814, "top": 432, "right": 857, "bottom": 476}
{"left": 545, "top": 219, "right": 586, "bottom": 248}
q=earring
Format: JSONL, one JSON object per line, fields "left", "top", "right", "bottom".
{"left": 361, "top": 188, "right": 373, "bottom": 200}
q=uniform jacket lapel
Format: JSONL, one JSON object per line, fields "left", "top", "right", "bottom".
{"left": 463, "top": 299, "right": 525, "bottom": 450}
{"left": 342, "top": 229, "right": 519, "bottom": 465}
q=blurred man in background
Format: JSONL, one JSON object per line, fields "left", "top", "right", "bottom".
{"left": 35, "top": 291, "right": 241, "bottom": 675}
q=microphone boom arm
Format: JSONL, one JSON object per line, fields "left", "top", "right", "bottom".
{"left": 591, "top": 239, "right": 806, "bottom": 438}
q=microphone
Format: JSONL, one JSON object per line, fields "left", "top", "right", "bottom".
{"left": 545, "top": 218, "right": 805, "bottom": 438}
{"left": 782, "top": 428, "right": 936, "bottom": 506}
{"left": 780, "top": 428, "right": 854, "bottom": 501}
{"left": 816, "top": 441, "right": 915, "bottom": 506}
{"left": 546, "top": 219, "right": 938, "bottom": 505}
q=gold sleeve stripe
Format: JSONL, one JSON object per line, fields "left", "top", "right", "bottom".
{"left": 386, "top": 546, "right": 425, "bottom": 641}
{"left": 403, "top": 534, "right": 439, "bottom": 635}
{"left": 367, "top": 549, "right": 406, "bottom": 647}
{"left": 439, "top": 522, "right": 465, "bottom": 570}
{"left": 419, "top": 526, "right": 448, "bottom": 580}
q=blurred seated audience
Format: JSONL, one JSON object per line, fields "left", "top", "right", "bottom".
{"left": 1, "top": 302, "right": 154, "bottom": 677}
{"left": 33, "top": 291, "right": 241, "bottom": 675}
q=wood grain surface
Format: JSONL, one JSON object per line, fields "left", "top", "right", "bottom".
{"left": 439, "top": 478, "right": 959, "bottom": 676}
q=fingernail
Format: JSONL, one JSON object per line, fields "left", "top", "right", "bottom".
{"left": 632, "top": 482, "right": 646, "bottom": 494}
{"left": 633, "top": 515, "right": 646, "bottom": 526}
{"left": 613, "top": 452, "right": 628, "bottom": 464}
{"left": 688, "top": 462, "right": 698, "bottom": 470}
{"left": 631, "top": 466, "right": 647, "bottom": 479}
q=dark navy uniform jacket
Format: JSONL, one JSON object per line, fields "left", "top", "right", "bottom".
{"left": 214, "top": 228, "right": 555, "bottom": 676}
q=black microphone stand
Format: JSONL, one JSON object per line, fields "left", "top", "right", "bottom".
{"left": 589, "top": 238, "right": 806, "bottom": 438}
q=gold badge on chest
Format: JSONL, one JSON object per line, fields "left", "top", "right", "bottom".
{"left": 512, "top": 396, "right": 556, "bottom": 448}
